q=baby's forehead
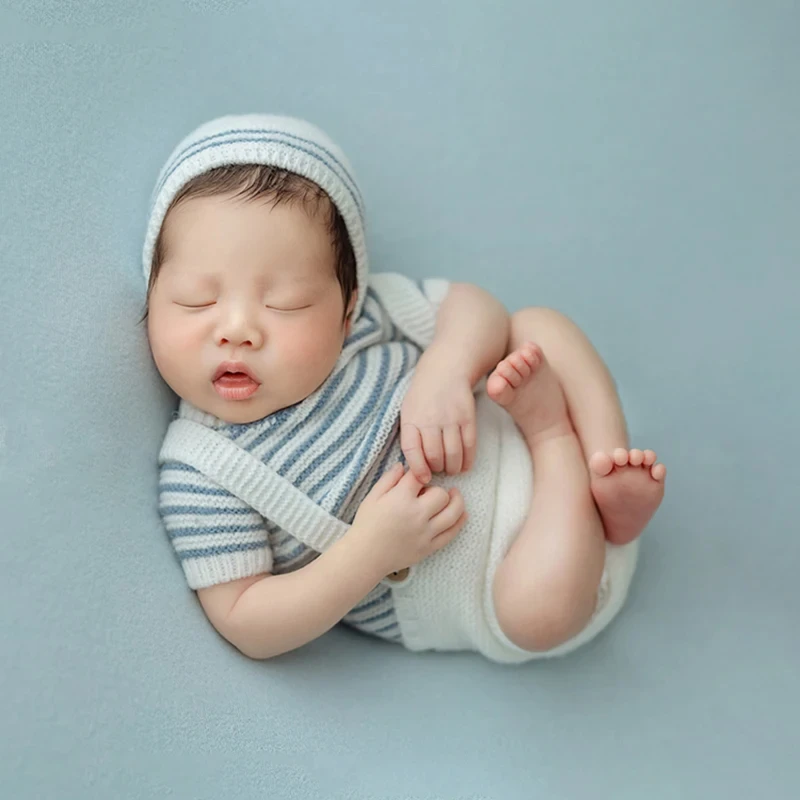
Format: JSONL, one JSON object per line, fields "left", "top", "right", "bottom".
{"left": 163, "top": 190, "right": 328, "bottom": 233}
{"left": 153, "top": 176, "right": 341, "bottom": 287}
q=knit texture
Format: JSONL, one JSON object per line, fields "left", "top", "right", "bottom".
{"left": 146, "top": 114, "right": 639, "bottom": 661}
{"left": 158, "top": 273, "right": 450, "bottom": 643}
{"left": 160, "top": 272, "right": 641, "bottom": 661}
{"left": 142, "top": 114, "right": 370, "bottom": 321}
{"left": 158, "top": 272, "right": 517, "bottom": 659}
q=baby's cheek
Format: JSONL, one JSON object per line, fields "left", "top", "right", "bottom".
{"left": 170, "top": 324, "right": 204, "bottom": 352}
{"left": 284, "top": 324, "right": 341, "bottom": 370}
{"left": 154, "top": 312, "right": 204, "bottom": 351}
{"left": 149, "top": 316, "right": 202, "bottom": 374}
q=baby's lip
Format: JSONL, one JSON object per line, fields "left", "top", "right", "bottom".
{"left": 212, "top": 361, "right": 261, "bottom": 383}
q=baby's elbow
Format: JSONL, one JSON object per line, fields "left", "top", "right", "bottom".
{"left": 197, "top": 574, "right": 274, "bottom": 660}
{"left": 223, "top": 620, "right": 277, "bottom": 661}
{"left": 211, "top": 622, "right": 271, "bottom": 660}
{"left": 234, "top": 639, "right": 273, "bottom": 661}
{"left": 226, "top": 616, "right": 287, "bottom": 661}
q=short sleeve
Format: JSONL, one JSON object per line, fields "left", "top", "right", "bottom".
{"left": 368, "top": 272, "right": 451, "bottom": 350}
{"left": 158, "top": 460, "right": 273, "bottom": 590}
{"left": 419, "top": 277, "right": 451, "bottom": 315}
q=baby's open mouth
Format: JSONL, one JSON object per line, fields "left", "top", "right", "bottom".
{"left": 212, "top": 363, "right": 261, "bottom": 400}
{"left": 215, "top": 372, "right": 253, "bottom": 385}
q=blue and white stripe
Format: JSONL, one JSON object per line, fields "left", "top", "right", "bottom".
{"left": 155, "top": 127, "right": 365, "bottom": 217}
{"left": 158, "top": 287, "right": 428, "bottom": 644}
{"left": 143, "top": 113, "right": 370, "bottom": 322}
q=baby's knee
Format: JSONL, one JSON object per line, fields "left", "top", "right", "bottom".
{"left": 502, "top": 602, "right": 586, "bottom": 653}
{"left": 510, "top": 306, "right": 573, "bottom": 337}
{"left": 494, "top": 577, "right": 599, "bottom": 653}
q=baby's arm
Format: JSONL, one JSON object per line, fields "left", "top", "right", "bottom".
{"left": 160, "top": 460, "right": 388, "bottom": 659}
{"left": 198, "top": 529, "right": 388, "bottom": 660}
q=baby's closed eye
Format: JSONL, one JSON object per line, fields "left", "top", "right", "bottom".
{"left": 172, "top": 302, "right": 312, "bottom": 313}
{"left": 175, "top": 300, "right": 216, "bottom": 308}
{"left": 266, "top": 304, "right": 312, "bottom": 312}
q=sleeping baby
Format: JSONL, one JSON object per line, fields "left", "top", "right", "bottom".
{"left": 140, "top": 114, "right": 666, "bottom": 663}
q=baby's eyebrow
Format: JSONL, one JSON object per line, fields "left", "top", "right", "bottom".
{"left": 193, "top": 274, "right": 221, "bottom": 286}
{"left": 165, "top": 270, "right": 219, "bottom": 287}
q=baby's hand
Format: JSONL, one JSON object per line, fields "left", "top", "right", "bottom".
{"left": 400, "top": 351, "right": 477, "bottom": 484}
{"left": 351, "top": 464, "right": 467, "bottom": 576}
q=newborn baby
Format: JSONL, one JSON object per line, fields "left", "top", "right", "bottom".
{"left": 141, "top": 114, "right": 666, "bottom": 663}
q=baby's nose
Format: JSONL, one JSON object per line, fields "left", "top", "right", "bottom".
{"left": 216, "top": 311, "right": 263, "bottom": 348}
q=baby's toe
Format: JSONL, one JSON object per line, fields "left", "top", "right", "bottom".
{"left": 487, "top": 372, "right": 513, "bottom": 403}
{"left": 629, "top": 449, "right": 645, "bottom": 466}
{"left": 497, "top": 360, "right": 524, "bottom": 387}
{"left": 613, "top": 448, "right": 629, "bottom": 467}
{"left": 643, "top": 449, "right": 657, "bottom": 466}
{"left": 507, "top": 352, "right": 532, "bottom": 378}
{"left": 519, "top": 342, "right": 544, "bottom": 370}
{"left": 589, "top": 451, "right": 614, "bottom": 477}
{"left": 651, "top": 463, "right": 667, "bottom": 482}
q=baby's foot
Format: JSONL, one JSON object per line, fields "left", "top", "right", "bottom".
{"left": 486, "top": 342, "right": 572, "bottom": 444}
{"left": 589, "top": 449, "right": 666, "bottom": 545}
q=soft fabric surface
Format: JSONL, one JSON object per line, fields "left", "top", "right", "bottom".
{"left": 2, "top": 2, "right": 798, "bottom": 798}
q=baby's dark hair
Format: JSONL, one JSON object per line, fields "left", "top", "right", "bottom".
{"left": 139, "top": 164, "right": 358, "bottom": 324}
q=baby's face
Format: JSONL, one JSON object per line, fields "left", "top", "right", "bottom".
{"left": 147, "top": 194, "right": 355, "bottom": 424}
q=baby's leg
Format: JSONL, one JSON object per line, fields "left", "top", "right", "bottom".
{"left": 494, "top": 307, "right": 666, "bottom": 546}
{"left": 489, "top": 344, "right": 606, "bottom": 652}
{"left": 504, "top": 307, "right": 629, "bottom": 457}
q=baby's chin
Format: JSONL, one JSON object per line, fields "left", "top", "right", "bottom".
{"left": 207, "top": 398, "right": 281, "bottom": 425}
{"left": 195, "top": 386, "right": 301, "bottom": 425}
{"left": 214, "top": 407, "right": 269, "bottom": 425}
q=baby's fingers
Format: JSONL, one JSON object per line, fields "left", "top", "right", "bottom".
{"left": 461, "top": 420, "right": 477, "bottom": 473}
{"left": 421, "top": 426, "right": 445, "bottom": 476}
{"left": 442, "top": 424, "right": 463, "bottom": 475}
{"left": 400, "top": 423, "right": 431, "bottom": 483}
{"left": 430, "top": 510, "right": 468, "bottom": 553}
{"left": 372, "top": 462, "right": 405, "bottom": 495}
{"left": 430, "top": 488, "right": 465, "bottom": 533}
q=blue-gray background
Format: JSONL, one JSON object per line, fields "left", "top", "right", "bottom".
{"left": 1, "top": 1, "right": 798, "bottom": 798}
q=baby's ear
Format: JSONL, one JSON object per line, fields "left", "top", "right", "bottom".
{"left": 344, "top": 290, "right": 358, "bottom": 331}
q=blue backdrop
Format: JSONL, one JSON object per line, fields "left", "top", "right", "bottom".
{"left": 2, "top": 1, "right": 798, "bottom": 798}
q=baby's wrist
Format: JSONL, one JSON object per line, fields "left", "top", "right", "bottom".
{"left": 340, "top": 523, "right": 395, "bottom": 582}
{"left": 420, "top": 343, "right": 473, "bottom": 384}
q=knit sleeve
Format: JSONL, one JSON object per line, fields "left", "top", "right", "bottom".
{"left": 368, "top": 272, "right": 451, "bottom": 350}
{"left": 418, "top": 277, "right": 451, "bottom": 315}
{"left": 158, "top": 460, "right": 273, "bottom": 590}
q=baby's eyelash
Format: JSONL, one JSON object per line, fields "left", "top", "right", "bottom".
{"left": 172, "top": 302, "right": 312, "bottom": 311}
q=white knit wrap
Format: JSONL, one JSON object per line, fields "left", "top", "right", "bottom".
{"left": 142, "top": 114, "right": 369, "bottom": 321}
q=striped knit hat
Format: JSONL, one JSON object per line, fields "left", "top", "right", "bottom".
{"left": 142, "top": 114, "right": 368, "bottom": 321}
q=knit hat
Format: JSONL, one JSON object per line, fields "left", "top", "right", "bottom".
{"left": 142, "top": 114, "right": 368, "bottom": 321}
